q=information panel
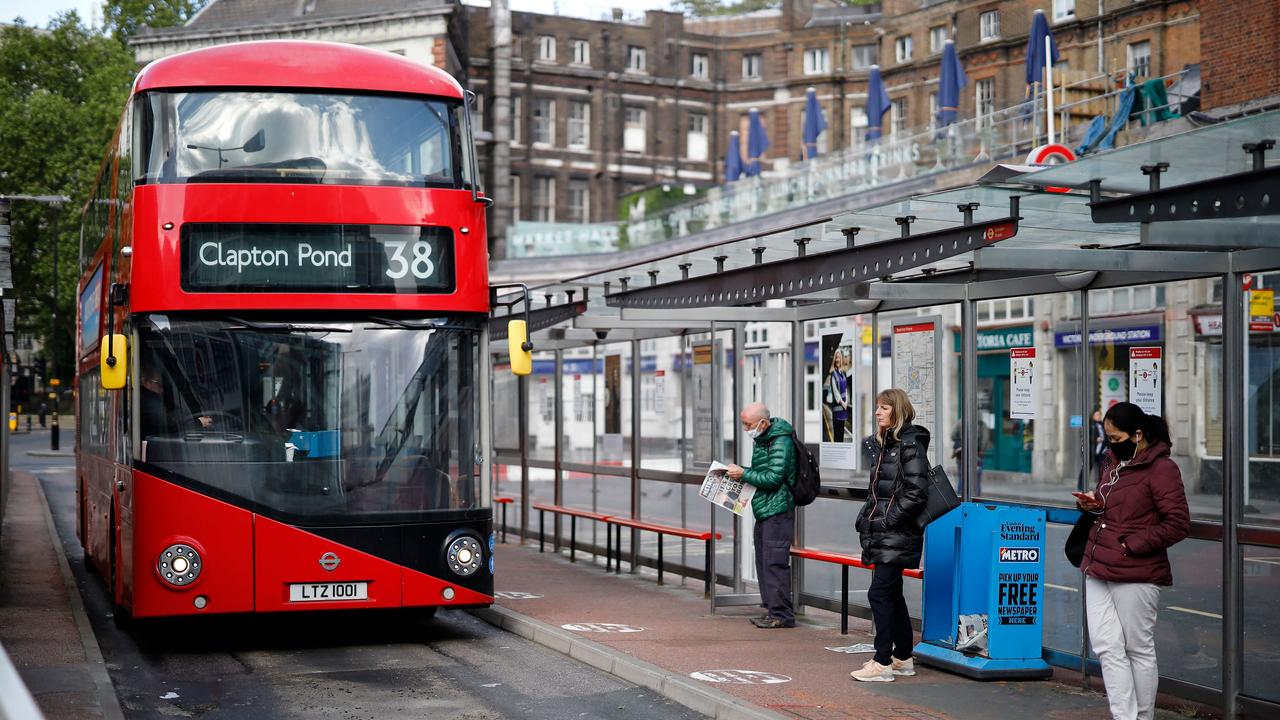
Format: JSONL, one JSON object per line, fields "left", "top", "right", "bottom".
{"left": 891, "top": 317, "right": 942, "bottom": 463}
{"left": 182, "top": 223, "right": 455, "bottom": 293}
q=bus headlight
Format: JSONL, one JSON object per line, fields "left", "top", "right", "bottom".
{"left": 157, "top": 543, "right": 202, "bottom": 587}
{"left": 445, "top": 535, "right": 483, "bottom": 577}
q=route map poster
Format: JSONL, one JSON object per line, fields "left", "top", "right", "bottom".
{"left": 891, "top": 318, "right": 941, "bottom": 462}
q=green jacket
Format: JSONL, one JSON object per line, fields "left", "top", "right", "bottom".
{"left": 742, "top": 417, "right": 796, "bottom": 520}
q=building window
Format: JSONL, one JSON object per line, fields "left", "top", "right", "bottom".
{"left": 742, "top": 53, "right": 761, "bottom": 80}
{"left": 511, "top": 95, "right": 522, "bottom": 144}
{"left": 928, "top": 91, "right": 938, "bottom": 133}
{"left": 624, "top": 106, "right": 647, "bottom": 153}
{"left": 975, "top": 77, "right": 996, "bottom": 127}
{"left": 851, "top": 44, "right": 877, "bottom": 70}
{"left": 691, "top": 52, "right": 709, "bottom": 79}
{"left": 511, "top": 34, "right": 524, "bottom": 59}
{"left": 568, "top": 101, "right": 590, "bottom": 149}
{"left": 538, "top": 35, "right": 556, "bottom": 62}
{"left": 895, "top": 35, "right": 913, "bottom": 63}
{"left": 532, "top": 97, "right": 554, "bottom": 145}
{"left": 980, "top": 11, "right": 1000, "bottom": 41}
{"left": 571, "top": 39, "right": 590, "bottom": 65}
{"left": 929, "top": 26, "right": 947, "bottom": 55}
{"left": 890, "top": 98, "right": 907, "bottom": 136}
{"left": 533, "top": 176, "right": 555, "bottom": 222}
{"left": 687, "top": 112, "right": 708, "bottom": 161}
{"left": 568, "top": 180, "right": 590, "bottom": 223}
{"left": 1053, "top": 0, "right": 1075, "bottom": 22}
{"left": 510, "top": 175, "right": 521, "bottom": 222}
{"left": 803, "top": 48, "right": 830, "bottom": 75}
{"left": 1128, "top": 40, "right": 1152, "bottom": 78}
{"left": 850, "top": 106, "right": 868, "bottom": 149}
{"left": 627, "top": 46, "right": 646, "bottom": 72}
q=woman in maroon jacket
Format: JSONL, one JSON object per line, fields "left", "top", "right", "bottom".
{"left": 1075, "top": 402, "right": 1190, "bottom": 720}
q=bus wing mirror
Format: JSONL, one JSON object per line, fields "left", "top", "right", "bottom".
{"left": 100, "top": 334, "right": 128, "bottom": 389}
{"left": 507, "top": 320, "right": 532, "bottom": 376}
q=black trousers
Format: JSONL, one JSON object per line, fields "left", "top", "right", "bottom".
{"left": 867, "top": 563, "right": 914, "bottom": 665}
{"left": 753, "top": 509, "right": 794, "bottom": 623}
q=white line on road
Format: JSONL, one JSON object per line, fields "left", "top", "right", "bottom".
{"left": 1245, "top": 557, "right": 1280, "bottom": 567}
{"left": 1167, "top": 606, "right": 1223, "bottom": 620}
{"left": 1045, "top": 583, "right": 1079, "bottom": 593}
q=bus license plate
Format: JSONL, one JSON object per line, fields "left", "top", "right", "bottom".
{"left": 289, "top": 582, "right": 368, "bottom": 602}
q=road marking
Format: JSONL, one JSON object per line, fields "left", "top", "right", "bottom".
{"left": 1167, "top": 606, "right": 1222, "bottom": 620}
{"left": 1045, "top": 582, "right": 1079, "bottom": 593}
{"left": 1245, "top": 557, "right": 1280, "bottom": 567}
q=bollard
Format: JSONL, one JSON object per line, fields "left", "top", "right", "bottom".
{"left": 50, "top": 414, "right": 60, "bottom": 451}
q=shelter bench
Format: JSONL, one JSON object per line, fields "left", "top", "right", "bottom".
{"left": 493, "top": 496, "right": 514, "bottom": 543}
{"left": 605, "top": 516, "right": 722, "bottom": 597}
{"left": 790, "top": 546, "right": 924, "bottom": 635}
{"left": 532, "top": 502, "right": 614, "bottom": 569}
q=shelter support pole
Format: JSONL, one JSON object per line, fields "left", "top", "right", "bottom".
{"left": 961, "top": 298, "right": 978, "bottom": 502}
{"left": 791, "top": 319, "right": 806, "bottom": 612}
{"left": 554, "top": 349, "right": 564, "bottom": 551}
{"left": 631, "top": 337, "right": 642, "bottom": 573}
{"left": 870, "top": 312, "right": 880, "bottom": 409}
{"left": 1078, "top": 288, "right": 1092, "bottom": 688}
{"left": 709, "top": 321, "right": 720, "bottom": 605}
{"left": 519, "top": 369, "right": 530, "bottom": 543}
{"left": 591, "top": 343, "right": 600, "bottom": 544}
{"left": 1223, "top": 270, "right": 1245, "bottom": 719}
{"left": 733, "top": 323, "right": 746, "bottom": 593}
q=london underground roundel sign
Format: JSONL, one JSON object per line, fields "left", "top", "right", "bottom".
{"left": 1025, "top": 144, "right": 1076, "bottom": 193}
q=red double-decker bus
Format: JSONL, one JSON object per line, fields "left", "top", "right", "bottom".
{"left": 75, "top": 41, "right": 502, "bottom": 623}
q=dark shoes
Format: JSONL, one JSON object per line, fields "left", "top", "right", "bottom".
{"left": 750, "top": 616, "right": 796, "bottom": 629}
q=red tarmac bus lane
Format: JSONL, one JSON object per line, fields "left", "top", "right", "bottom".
{"left": 484, "top": 540, "right": 1212, "bottom": 720}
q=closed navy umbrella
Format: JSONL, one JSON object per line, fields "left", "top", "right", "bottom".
{"left": 745, "top": 107, "right": 770, "bottom": 177}
{"left": 724, "top": 131, "right": 743, "bottom": 182}
{"left": 937, "top": 40, "right": 967, "bottom": 128}
{"left": 802, "top": 87, "right": 828, "bottom": 159}
{"left": 1025, "top": 9, "right": 1060, "bottom": 87}
{"left": 864, "top": 65, "right": 891, "bottom": 142}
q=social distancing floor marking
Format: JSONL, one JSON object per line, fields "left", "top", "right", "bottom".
{"left": 690, "top": 670, "right": 791, "bottom": 684}
{"left": 561, "top": 622, "right": 644, "bottom": 633}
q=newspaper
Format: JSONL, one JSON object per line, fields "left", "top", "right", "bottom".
{"left": 698, "top": 461, "right": 755, "bottom": 516}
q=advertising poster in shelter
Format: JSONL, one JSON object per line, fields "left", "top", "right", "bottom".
{"left": 692, "top": 343, "right": 715, "bottom": 465}
{"left": 891, "top": 319, "right": 939, "bottom": 462}
{"left": 603, "top": 354, "right": 623, "bottom": 456}
{"left": 820, "top": 331, "right": 857, "bottom": 469}
{"left": 1128, "top": 347, "right": 1162, "bottom": 415}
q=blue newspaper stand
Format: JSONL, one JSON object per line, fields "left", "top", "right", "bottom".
{"left": 914, "top": 502, "right": 1053, "bottom": 679}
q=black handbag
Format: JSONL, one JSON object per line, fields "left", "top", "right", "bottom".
{"left": 914, "top": 464, "right": 961, "bottom": 529}
{"left": 1065, "top": 512, "right": 1095, "bottom": 567}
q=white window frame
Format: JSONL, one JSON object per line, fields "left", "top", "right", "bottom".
{"left": 686, "top": 112, "right": 708, "bottom": 161}
{"left": 895, "top": 35, "right": 913, "bottom": 63}
{"left": 851, "top": 44, "right": 877, "bottom": 70}
{"left": 532, "top": 97, "right": 554, "bottom": 146}
{"left": 538, "top": 35, "right": 556, "bottom": 63}
{"left": 568, "top": 101, "right": 590, "bottom": 149}
{"left": 624, "top": 106, "right": 647, "bottom": 153}
{"left": 627, "top": 46, "right": 646, "bottom": 73}
{"left": 571, "top": 39, "right": 590, "bottom": 65}
{"left": 975, "top": 77, "right": 996, "bottom": 128}
{"left": 1127, "top": 40, "right": 1152, "bottom": 78}
{"left": 568, "top": 180, "right": 590, "bottom": 223}
{"left": 890, "top": 98, "right": 907, "bottom": 136}
{"left": 928, "top": 91, "right": 938, "bottom": 134}
{"left": 691, "top": 52, "right": 709, "bottom": 80}
{"left": 803, "top": 48, "right": 830, "bottom": 75}
{"left": 533, "top": 176, "right": 555, "bottom": 223}
{"left": 510, "top": 175, "right": 521, "bottom": 222}
{"left": 742, "top": 53, "right": 761, "bottom": 80}
{"left": 929, "top": 26, "right": 947, "bottom": 55}
{"left": 511, "top": 95, "right": 522, "bottom": 145}
{"left": 849, "top": 106, "right": 868, "bottom": 150}
{"left": 980, "top": 11, "right": 1000, "bottom": 41}
{"left": 1053, "top": 0, "right": 1075, "bottom": 22}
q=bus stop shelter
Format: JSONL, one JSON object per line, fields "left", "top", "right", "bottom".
{"left": 490, "top": 110, "right": 1280, "bottom": 719}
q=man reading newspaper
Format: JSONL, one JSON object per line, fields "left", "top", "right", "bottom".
{"left": 725, "top": 402, "right": 797, "bottom": 629}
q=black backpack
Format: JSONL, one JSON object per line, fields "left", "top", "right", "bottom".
{"left": 789, "top": 431, "right": 821, "bottom": 506}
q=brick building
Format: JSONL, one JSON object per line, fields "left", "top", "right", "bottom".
{"left": 474, "top": 0, "right": 1203, "bottom": 227}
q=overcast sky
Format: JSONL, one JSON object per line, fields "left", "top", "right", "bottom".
{"left": 4, "top": 0, "right": 680, "bottom": 29}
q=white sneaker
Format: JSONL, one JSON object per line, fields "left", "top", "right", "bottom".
{"left": 891, "top": 657, "right": 916, "bottom": 676}
{"left": 850, "top": 659, "right": 894, "bottom": 682}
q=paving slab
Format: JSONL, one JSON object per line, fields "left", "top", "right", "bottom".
{"left": 479, "top": 540, "right": 1213, "bottom": 720}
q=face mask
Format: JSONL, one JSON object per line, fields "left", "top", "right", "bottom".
{"left": 1109, "top": 438, "right": 1136, "bottom": 461}
{"left": 747, "top": 421, "right": 765, "bottom": 440}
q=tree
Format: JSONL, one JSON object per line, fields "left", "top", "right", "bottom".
{"left": 673, "top": 0, "right": 778, "bottom": 17}
{"left": 0, "top": 13, "right": 136, "bottom": 386}
{"left": 103, "top": 1, "right": 208, "bottom": 45}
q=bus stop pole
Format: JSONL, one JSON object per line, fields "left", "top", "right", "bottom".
{"left": 1223, "top": 270, "right": 1245, "bottom": 719}
{"left": 732, "top": 322, "right": 745, "bottom": 593}
{"left": 630, "top": 337, "right": 641, "bottom": 572}
{"left": 1077, "top": 288, "right": 1093, "bottom": 687}
{"left": 518, "top": 368, "right": 529, "bottom": 544}
{"left": 961, "top": 298, "right": 978, "bottom": 503}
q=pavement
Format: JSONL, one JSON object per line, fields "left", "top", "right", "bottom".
{"left": 0, "top": 470, "right": 123, "bottom": 720}
{"left": 477, "top": 538, "right": 1217, "bottom": 720}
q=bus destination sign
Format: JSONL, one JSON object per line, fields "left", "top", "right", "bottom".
{"left": 181, "top": 223, "right": 455, "bottom": 293}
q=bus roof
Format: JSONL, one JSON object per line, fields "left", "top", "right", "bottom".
{"left": 134, "top": 40, "right": 464, "bottom": 99}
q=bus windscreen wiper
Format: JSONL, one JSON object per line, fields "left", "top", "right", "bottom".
{"left": 222, "top": 316, "right": 352, "bottom": 333}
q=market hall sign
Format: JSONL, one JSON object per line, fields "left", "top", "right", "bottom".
{"left": 181, "top": 223, "right": 455, "bottom": 293}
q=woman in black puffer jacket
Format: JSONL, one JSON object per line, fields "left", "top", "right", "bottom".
{"left": 850, "top": 388, "right": 930, "bottom": 683}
